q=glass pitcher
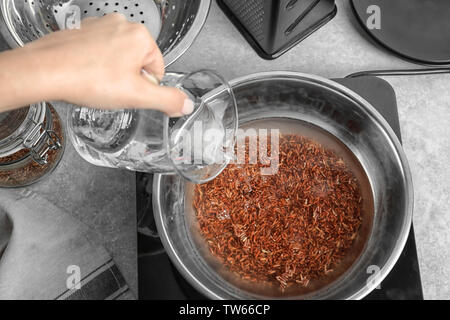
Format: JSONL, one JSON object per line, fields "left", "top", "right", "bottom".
{"left": 67, "top": 70, "right": 238, "bottom": 184}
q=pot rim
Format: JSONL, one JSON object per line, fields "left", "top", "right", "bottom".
{"left": 153, "top": 71, "right": 414, "bottom": 300}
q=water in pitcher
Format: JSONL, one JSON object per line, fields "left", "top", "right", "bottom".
{"left": 69, "top": 98, "right": 231, "bottom": 174}
{"left": 70, "top": 108, "right": 170, "bottom": 172}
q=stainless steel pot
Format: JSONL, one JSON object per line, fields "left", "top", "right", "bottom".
{"left": 154, "top": 71, "right": 413, "bottom": 299}
{"left": 0, "top": 0, "right": 211, "bottom": 67}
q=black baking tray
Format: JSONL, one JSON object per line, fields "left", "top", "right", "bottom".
{"left": 138, "top": 76, "right": 423, "bottom": 300}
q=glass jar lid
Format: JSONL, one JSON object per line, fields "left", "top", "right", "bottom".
{"left": 0, "top": 107, "right": 29, "bottom": 140}
{"left": 0, "top": 102, "right": 62, "bottom": 165}
{"left": 0, "top": 102, "right": 46, "bottom": 158}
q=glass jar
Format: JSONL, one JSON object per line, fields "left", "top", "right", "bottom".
{"left": 68, "top": 70, "right": 238, "bottom": 184}
{"left": 0, "top": 102, "right": 65, "bottom": 187}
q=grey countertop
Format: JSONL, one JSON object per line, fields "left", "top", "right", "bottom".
{"left": 0, "top": 24, "right": 138, "bottom": 298}
{"left": 1, "top": 0, "right": 449, "bottom": 299}
{"left": 31, "top": 105, "right": 138, "bottom": 296}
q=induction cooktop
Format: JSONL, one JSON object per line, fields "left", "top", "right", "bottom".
{"left": 137, "top": 76, "right": 423, "bottom": 300}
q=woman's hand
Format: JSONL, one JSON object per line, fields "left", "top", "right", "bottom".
{"left": 0, "top": 14, "right": 192, "bottom": 117}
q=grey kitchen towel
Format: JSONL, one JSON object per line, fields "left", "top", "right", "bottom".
{"left": 0, "top": 188, "right": 134, "bottom": 300}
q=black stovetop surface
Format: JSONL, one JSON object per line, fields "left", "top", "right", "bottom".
{"left": 137, "top": 76, "right": 423, "bottom": 300}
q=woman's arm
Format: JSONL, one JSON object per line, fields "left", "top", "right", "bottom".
{"left": 0, "top": 13, "right": 192, "bottom": 117}
{"left": 0, "top": 47, "right": 50, "bottom": 112}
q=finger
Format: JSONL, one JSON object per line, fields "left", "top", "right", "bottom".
{"left": 81, "top": 13, "right": 125, "bottom": 29}
{"left": 132, "top": 75, "right": 193, "bottom": 117}
{"left": 141, "top": 32, "right": 165, "bottom": 80}
{"left": 102, "top": 12, "right": 128, "bottom": 22}
{"left": 80, "top": 16, "right": 99, "bottom": 27}
{"left": 142, "top": 50, "right": 165, "bottom": 81}
{"left": 141, "top": 70, "right": 160, "bottom": 85}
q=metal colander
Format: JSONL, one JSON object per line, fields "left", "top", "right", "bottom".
{"left": 0, "top": 0, "right": 211, "bottom": 66}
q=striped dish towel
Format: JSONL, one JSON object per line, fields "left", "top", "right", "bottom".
{"left": 0, "top": 188, "right": 134, "bottom": 300}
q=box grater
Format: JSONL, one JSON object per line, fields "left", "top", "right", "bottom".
{"left": 218, "top": 0, "right": 337, "bottom": 59}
